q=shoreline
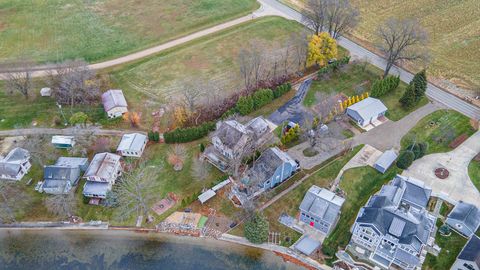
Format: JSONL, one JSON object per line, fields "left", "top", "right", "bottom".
{"left": 0, "top": 223, "right": 327, "bottom": 270}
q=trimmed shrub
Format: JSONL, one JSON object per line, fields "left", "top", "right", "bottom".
{"left": 273, "top": 83, "right": 292, "bottom": 98}
{"left": 236, "top": 95, "right": 255, "bottom": 115}
{"left": 252, "top": 88, "right": 274, "bottom": 110}
{"left": 148, "top": 131, "right": 155, "bottom": 141}
{"left": 199, "top": 143, "right": 205, "bottom": 153}
{"left": 164, "top": 122, "right": 215, "bottom": 143}
{"left": 153, "top": 132, "right": 160, "bottom": 142}
{"left": 397, "top": 150, "right": 415, "bottom": 169}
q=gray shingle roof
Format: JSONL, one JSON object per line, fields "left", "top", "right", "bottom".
{"left": 245, "top": 148, "right": 284, "bottom": 187}
{"left": 447, "top": 201, "right": 480, "bottom": 236}
{"left": 299, "top": 185, "right": 345, "bottom": 223}
{"left": 392, "top": 175, "right": 432, "bottom": 208}
{"left": 458, "top": 235, "right": 480, "bottom": 267}
{"left": 214, "top": 120, "right": 251, "bottom": 149}
{"left": 375, "top": 149, "right": 397, "bottom": 171}
{"left": 0, "top": 148, "right": 30, "bottom": 178}
{"left": 356, "top": 175, "right": 434, "bottom": 247}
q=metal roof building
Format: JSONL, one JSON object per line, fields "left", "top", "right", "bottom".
{"left": 117, "top": 133, "right": 148, "bottom": 158}
{"left": 101, "top": 89, "right": 128, "bottom": 118}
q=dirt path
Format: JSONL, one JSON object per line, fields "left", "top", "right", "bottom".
{"left": 0, "top": 127, "right": 143, "bottom": 137}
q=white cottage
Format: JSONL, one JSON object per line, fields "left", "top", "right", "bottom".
{"left": 0, "top": 148, "right": 31, "bottom": 181}
{"left": 346, "top": 97, "right": 387, "bottom": 127}
{"left": 102, "top": 89, "right": 128, "bottom": 118}
{"left": 116, "top": 133, "right": 148, "bottom": 158}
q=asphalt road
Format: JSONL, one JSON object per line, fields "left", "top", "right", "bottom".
{"left": 258, "top": 0, "right": 480, "bottom": 120}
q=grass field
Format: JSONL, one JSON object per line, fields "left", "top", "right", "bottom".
{"left": 281, "top": 0, "right": 480, "bottom": 90}
{"left": 303, "top": 63, "right": 428, "bottom": 121}
{"left": 401, "top": 110, "right": 476, "bottom": 154}
{"left": 469, "top": 159, "right": 480, "bottom": 192}
{"left": 0, "top": 0, "right": 259, "bottom": 63}
{"left": 109, "top": 17, "right": 304, "bottom": 102}
{"left": 423, "top": 221, "right": 467, "bottom": 270}
{"left": 322, "top": 166, "right": 400, "bottom": 256}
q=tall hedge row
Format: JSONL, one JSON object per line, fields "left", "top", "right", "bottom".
{"left": 236, "top": 83, "right": 292, "bottom": 116}
{"left": 164, "top": 122, "right": 215, "bottom": 143}
{"left": 370, "top": 75, "right": 400, "bottom": 97}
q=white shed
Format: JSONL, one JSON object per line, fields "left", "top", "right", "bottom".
{"left": 102, "top": 89, "right": 128, "bottom": 118}
{"left": 374, "top": 149, "right": 398, "bottom": 174}
{"left": 40, "top": 87, "right": 52, "bottom": 97}
{"left": 116, "top": 133, "right": 148, "bottom": 158}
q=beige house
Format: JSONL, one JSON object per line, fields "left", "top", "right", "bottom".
{"left": 102, "top": 89, "right": 128, "bottom": 118}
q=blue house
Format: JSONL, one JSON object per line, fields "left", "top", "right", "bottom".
{"left": 446, "top": 201, "right": 480, "bottom": 238}
{"left": 41, "top": 157, "right": 89, "bottom": 194}
{"left": 241, "top": 147, "right": 299, "bottom": 199}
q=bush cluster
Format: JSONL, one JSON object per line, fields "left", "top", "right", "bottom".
{"left": 236, "top": 83, "right": 292, "bottom": 116}
{"left": 148, "top": 131, "right": 160, "bottom": 142}
{"left": 318, "top": 56, "right": 351, "bottom": 75}
{"left": 370, "top": 75, "right": 400, "bottom": 97}
{"left": 164, "top": 122, "right": 215, "bottom": 143}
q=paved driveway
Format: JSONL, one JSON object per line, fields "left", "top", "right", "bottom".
{"left": 269, "top": 79, "right": 312, "bottom": 125}
{"left": 402, "top": 131, "right": 480, "bottom": 207}
{"left": 352, "top": 102, "right": 441, "bottom": 151}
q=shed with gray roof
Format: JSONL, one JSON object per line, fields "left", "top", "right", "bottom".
{"left": 102, "top": 89, "right": 128, "bottom": 118}
{"left": 299, "top": 185, "right": 345, "bottom": 235}
{"left": 294, "top": 236, "right": 321, "bottom": 256}
{"left": 346, "top": 97, "right": 387, "bottom": 127}
{"left": 374, "top": 149, "right": 398, "bottom": 174}
{"left": 446, "top": 201, "right": 480, "bottom": 238}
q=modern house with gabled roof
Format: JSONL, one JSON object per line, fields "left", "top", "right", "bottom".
{"left": 299, "top": 185, "right": 345, "bottom": 236}
{"left": 83, "top": 152, "right": 122, "bottom": 199}
{"left": 346, "top": 97, "right": 387, "bottom": 127}
{"left": 0, "top": 147, "right": 31, "bottom": 181}
{"left": 102, "top": 89, "right": 128, "bottom": 118}
{"left": 446, "top": 201, "right": 480, "bottom": 238}
{"left": 204, "top": 116, "right": 274, "bottom": 172}
{"left": 41, "top": 157, "right": 89, "bottom": 194}
{"left": 349, "top": 175, "right": 436, "bottom": 270}
{"left": 451, "top": 235, "right": 480, "bottom": 270}
{"left": 116, "top": 133, "right": 148, "bottom": 158}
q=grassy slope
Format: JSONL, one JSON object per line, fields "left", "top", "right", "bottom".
{"left": 400, "top": 110, "right": 476, "bottom": 154}
{"left": 322, "top": 166, "right": 400, "bottom": 254}
{"left": 0, "top": 0, "right": 259, "bottom": 63}
{"left": 303, "top": 63, "right": 428, "bottom": 121}
{"left": 280, "top": 0, "right": 480, "bottom": 89}
{"left": 260, "top": 145, "right": 363, "bottom": 246}
{"left": 469, "top": 159, "right": 480, "bottom": 192}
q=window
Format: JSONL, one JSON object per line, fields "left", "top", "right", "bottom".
{"left": 463, "top": 263, "right": 475, "bottom": 270}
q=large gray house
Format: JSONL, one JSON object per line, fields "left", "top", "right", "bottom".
{"left": 0, "top": 147, "right": 31, "bottom": 181}
{"left": 349, "top": 175, "right": 436, "bottom": 270}
{"left": 299, "top": 185, "right": 345, "bottom": 235}
{"left": 204, "top": 116, "right": 273, "bottom": 172}
{"left": 446, "top": 201, "right": 480, "bottom": 238}
{"left": 232, "top": 147, "right": 298, "bottom": 205}
{"left": 42, "top": 157, "right": 89, "bottom": 194}
{"left": 451, "top": 235, "right": 480, "bottom": 270}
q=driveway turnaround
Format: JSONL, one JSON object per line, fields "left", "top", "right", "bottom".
{"left": 402, "top": 131, "right": 480, "bottom": 208}
{"left": 352, "top": 102, "right": 441, "bottom": 151}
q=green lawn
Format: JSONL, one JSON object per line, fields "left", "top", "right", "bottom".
{"left": 322, "top": 166, "right": 400, "bottom": 255}
{"left": 401, "top": 110, "right": 476, "bottom": 154}
{"left": 469, "top": 159, "right": 480, "bottom": 192}
{"left": 303, "top": 63, "right": 428, "bottom": 121}
{"left": 109, "top": 17, "right": 305, "bottom": 102}
{"left": 0, "top": 0, "right": 259, "bottom": 63}
{"left": 423, "top": 222, "right": 467, "bottom": 270}
{"left": 260, "top": 145, "right": 363, "bottom": 247}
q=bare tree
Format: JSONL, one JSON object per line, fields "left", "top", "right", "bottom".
{"left": 302, "top": 0, "right": 327, "bottom": 35}
{"left": 44, "top": 193, "right": 77, "bottom": 218}
{"left": 113, "top": 164, "right": 160, "bottom": 223}
{"left": 377, "top": 18, "right": 428, "bottom": 77}
{"left": 45, "top": 59, "right": 101, "bottom": 112}
{"left": 167, "top": 144, "right": 187, "bottom": 171}
{"left": 192, "top": 157, "right": 211, "bottom": 182}
{"left": 290, "top": 31, "right": 309, "bottom": 72}
{"left": 325, "top": 0, "right": 359, "bottom": 39}
{"left": 19, "top": 135, "right": 57, "bottom": 167}
{"left": 302, "top": 0, "right": 359, "bottom": 39}
{"left": 4, "top": 61, "right": 34, "bottom": 99}
{"left": 237, "top": 40, "right": 265, "bottom": 90}
{"left": 181, "top": 82, "right": 203, "bottom": 113}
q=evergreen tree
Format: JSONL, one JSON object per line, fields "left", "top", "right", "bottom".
{"left": 412, "top": 70, "right": 427, "bottom": 101}
{"left": 244, "top": 212, "right": 269, "bottom": 244}
{"left": 399, "top": 83, "right": 417, "bottom": 108}
{"left": 397, "top": 150, "right": 415, "bottom": 169}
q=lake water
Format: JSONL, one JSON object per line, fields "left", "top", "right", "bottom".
{"left": 0, "top": 229, "right": 304, "bottom": 270}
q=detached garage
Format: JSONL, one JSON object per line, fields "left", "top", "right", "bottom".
{"left": 374, "top": 149, "right": 398, "bottom": 174}
{"left": 346, "top": 97, "right": 387, "bottom": 127}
